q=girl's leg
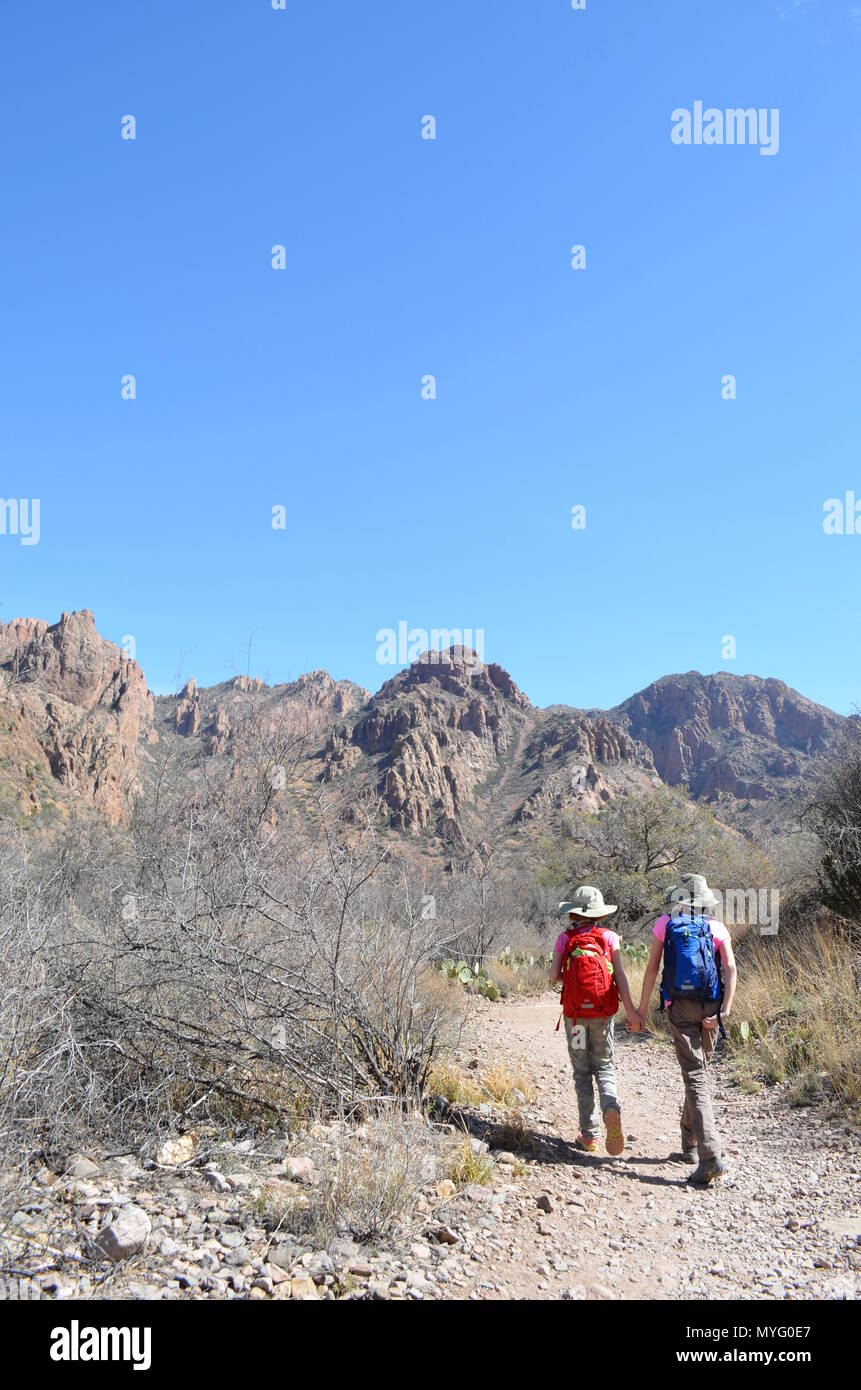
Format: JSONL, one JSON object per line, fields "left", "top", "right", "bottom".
{"left": 564, "top": 1017, "right": 601, "bottom": 1139}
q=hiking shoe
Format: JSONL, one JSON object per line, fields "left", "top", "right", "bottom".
{"left": 687, "top": 1156, "right": 727, "bottom": 1187}
{"left": 575, "top": 1134, "right": 600, "bottom": 1153}
{"left": 604, "top": 1108, "right": 624, "bottom": 1157}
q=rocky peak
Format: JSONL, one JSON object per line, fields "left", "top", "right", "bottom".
{"left": 375, "top": 648, "right": 529, "bottom": 711}
{"left": 611, "top": 671, "right": 841, "bottom": 802}
{"left": 0, "top": 610, "right": 153, "bottom": 823}
{"left": 321, "top": 651, "right": 531, "bottom": 833}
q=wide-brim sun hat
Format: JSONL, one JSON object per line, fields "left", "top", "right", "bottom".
{"left": 665, "top": 872, "right": 719, "bottom": 914}
{"left": 558, "top": 885, "right": 618, "bottom": 919}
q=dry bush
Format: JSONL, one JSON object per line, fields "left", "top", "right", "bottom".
{"left": 264, "top": 1112, "right": 433, "bottom": 1246}
{"left": 728, "top": 921, "right": 861, "bottom": 1106}
{"left": 0, "top": 735, "right": 466, "bottom": 1166}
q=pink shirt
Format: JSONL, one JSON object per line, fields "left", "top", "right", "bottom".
{"left": 554, "top": 926, "right": 621, "bottom": 956}
{"left": 652, "top": 914, "right": 731, "bottom": 965}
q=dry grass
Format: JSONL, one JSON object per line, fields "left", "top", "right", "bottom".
{"left": 427, "top": 1062, "right": 483, "bottom": 1106}
{"left": 729, "top": 925, "right": 861, "bottom": 1108}
{"left": 487, "top": 958, "right": 549, "bottom": 998}
{"left": 481, "top": 1062, "right": 536, "bottom": 1107}
{"left": 488, "top": 1110, "right": 536, "bottom": 1155}
{"left": 428, "top": 1060, "right": 536, "bottom": 1109}
{"left": 447, "top": 1135, "right": 494, "bottom": 1187}
{"left": 616, "top": 951, "right": 670, "bottom": 1036}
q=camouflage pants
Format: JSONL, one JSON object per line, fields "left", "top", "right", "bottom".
{"left": 563, "top": 1015, "right": 619, "bottom": 1140}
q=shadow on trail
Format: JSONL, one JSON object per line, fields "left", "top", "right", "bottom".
{"left": 440, "top": 1103, "right": 691, "bottom": 1190}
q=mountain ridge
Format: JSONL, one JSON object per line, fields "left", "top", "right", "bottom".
{"left": 0, "top": 612, "right": 849, "bottom": 841}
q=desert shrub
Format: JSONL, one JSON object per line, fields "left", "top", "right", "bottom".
{"left": 729, "top": 921, "right": 861, "bottom": 1106}
{"left": 802, "top": 723, "right": 861, "bottom": 925}
{"left": 264, "top": 1112, "right": 433, "bottom": 1246}
{"left": 537, "top": 786, "right": 778, "bottom": 940}
{"left": 436, "top": 946, "right": 551, "bottom": 1000}
{"left": 0, "top": 744, "right": 466, "bottom": 1162}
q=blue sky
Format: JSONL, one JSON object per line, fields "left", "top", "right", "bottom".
{"left": 1, "top": 1, "right": 859, "bottom": 712}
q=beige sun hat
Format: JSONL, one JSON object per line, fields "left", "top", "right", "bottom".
{"left": 558, "top": 885, "right": 618, "bottom": 919}
{"left": 665, "top": 872, "right": 719, "bottom": 914}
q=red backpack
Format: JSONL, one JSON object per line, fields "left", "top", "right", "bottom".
{"left": 560, "top": 927, "right": 618, "bottom": 1020}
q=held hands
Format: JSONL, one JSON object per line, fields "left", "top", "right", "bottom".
{"left": 625, "top": 1010, "right": 645, "bottom": 1033}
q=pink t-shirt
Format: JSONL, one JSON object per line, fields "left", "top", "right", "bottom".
{"left": 554, "top": 926, "right": 620, "bottom": 956}
{"left": 652, "top": 914, "right": 731, "bottom": 965}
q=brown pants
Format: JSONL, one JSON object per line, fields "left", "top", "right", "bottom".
{"left": 667, "top": 999, "right": 721, "bottom": 1161}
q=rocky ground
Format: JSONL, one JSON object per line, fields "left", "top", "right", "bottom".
{"left": 2, "top": 995, "right": 858, "bottom": 1302}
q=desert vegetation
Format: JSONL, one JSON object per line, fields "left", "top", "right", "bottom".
{"left": 0, "top": 692, "right": 859, "bottom": 1293}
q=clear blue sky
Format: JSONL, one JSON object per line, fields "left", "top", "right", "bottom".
{"left": 2, "top": 1, "right": 859, "bottom": 711}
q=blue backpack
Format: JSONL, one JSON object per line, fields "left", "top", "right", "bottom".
{"left": 660, "top": 914, "right": 723, "bottom": 1011}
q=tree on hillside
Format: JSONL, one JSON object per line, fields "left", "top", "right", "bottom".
{"left": 538, "top": 786, "right": 721, "bottom": 935}
{"left": 802, "top": 722, "right": 861, "bottom": 925}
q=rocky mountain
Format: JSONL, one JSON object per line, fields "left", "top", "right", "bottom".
{"left": 0, "top": 609, "right": 153, "bottom": 824}
{"left": 0, "top": 612, "right": 849, "bottom": 844}
{"left": 606, "top": 672, "right": 844, "bottom": 830}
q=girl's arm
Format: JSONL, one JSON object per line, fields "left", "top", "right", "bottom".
{"left": 636, "top": 936, "right": 664, "bottom": 1019}
{"left": 719, "top": 939, "right": 737, "bottom": 1016}
{"left": 549, "top": 950, "right": 563, "bottom": 984}
{"left": 610, "top": 949, "right": 639, "bottom": 1025}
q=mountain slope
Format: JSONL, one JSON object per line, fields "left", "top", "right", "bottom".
{"left": 606, "top": 671, "right": 844, "bottom": 830}
{"left": 0, "top": 613, "right": 849, "bottom": 845}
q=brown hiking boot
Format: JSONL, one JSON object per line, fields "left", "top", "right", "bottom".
{"left": 687, "top": 1156, "right": 727, "bottom": 1187}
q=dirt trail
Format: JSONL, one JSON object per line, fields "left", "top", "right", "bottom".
{"left": 443, "top": 995, "right": 859, "bottom": 1300}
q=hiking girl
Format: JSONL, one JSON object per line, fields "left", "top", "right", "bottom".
{"left": 636, "top": 873, "right": 738, "bottom": 1187}
{"left": 550, "top": 885, "right": 642, "bottom": 1156}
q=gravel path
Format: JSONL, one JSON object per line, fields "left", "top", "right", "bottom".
{"left": 437, "top": 995, "right": 860, "bottom": 1300}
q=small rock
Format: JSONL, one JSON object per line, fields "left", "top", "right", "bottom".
{"left": 436, "top": 1179, "right": 456, "bottom": 1201}
{"left": 285, "top": 1157, "right": 316, "bottom": 1185}
{"left": 95, "top": 1205, "right": 152, "bottom": 1263}
{"left": 65, "top": 1156, "right": 100, "bottom": 1181}
{"left": 495, "top": 1151, "right": 518, "bottom": 1166}
{"left": 203, "top": 1169, "right": 231, "bottom": 1194}
{"left": 155, "top": 1136, "right": 196, "bottom": 1166}
{"left": 290, "top": 1276, "right": 318, "bottom": 1300}
{"left": 430, "top": 1226, "right": 459, "bottom": 1245}
{"left": 218, "top": 1230, "right": 246, "bottom": 1250}
{"left": 537, "top": 1194, "right": 554, "bottom": 1214}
